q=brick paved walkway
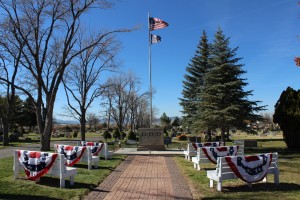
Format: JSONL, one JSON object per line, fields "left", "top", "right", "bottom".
{"left": 85, "top": 155, "right": 193, "bottom": 200}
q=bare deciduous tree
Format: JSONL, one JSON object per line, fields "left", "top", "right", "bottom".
{"left": 0, "top": 0, "right": 130, "bottom": 150}
{"left": 0, "top": 38, "right": 24, "bottom": 146}
{"left": 86, "top": 112, "right": 100, "bottom": 131}
{"left": 62, "top": 31, "right": 120, "bottom": 141}
{"left": 102, "top": 72, "right": 142, "bottom": 133}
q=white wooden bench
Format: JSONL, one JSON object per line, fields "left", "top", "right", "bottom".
{"left": 207, "top": 152, "right": 279, "bottom": 191}
{"left": 192, "top": 145, "right": 244, "bottom": 170}
{"left": 183, "top": 143, "right": 197, "bottom": 161}
{"left": 54, "top": 144, "right": 99, "bottom": 170}
{"left": 77, "top": 141, "right": 113, "bottom": 160}
{"left": 232, "top": 140, "right": 244, "bottom": 146}
{"left": 100, "top": 142, "right": 113, "bottom": 160}
{"left": 184, "top": 142, "right": 221, "bottom": 161}
{"left": 13, "top": 150, "right": 77, "bottom": 188}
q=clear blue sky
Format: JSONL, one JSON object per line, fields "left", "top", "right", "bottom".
{"left": 54, "top": 0, "right": 299, "bottom": 119}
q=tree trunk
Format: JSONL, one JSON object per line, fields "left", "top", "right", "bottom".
{"left": 221, "top": 128, "right": 226, "bottom": 146}
{"left": 226, "top": 127, "right": 230, "bottom": 141}
{"left": 107, "top": 107, "right": 111, "bottom": 130}
{"left": 207, "top": 128, "right": 212, "bottom": 141}
{"left": 40, "top": 115, "right": 53, "bottom": 151}
{"left": 80, "top": 111, "right": 86, "bottom": 141}
{"left": 39, "top": 100, "right": 55, "bottom": 151}
{"left": 2, "top": 120, "right": 9, "bottom": 146}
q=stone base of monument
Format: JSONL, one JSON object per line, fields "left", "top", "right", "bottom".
{"left": 137, "top": 145, "right": 166, "bottom": 151}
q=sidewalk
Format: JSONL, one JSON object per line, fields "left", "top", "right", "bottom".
{"left": 85, "top": 155, "right": 193, "bottom": 200}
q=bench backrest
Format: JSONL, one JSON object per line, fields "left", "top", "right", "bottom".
{"left": 77, "top": 141, "right": 104, "bottom": 156}
{"left": 14, "top": 150, "right": 65, "bottom": 178}
{"left": 232, "top": 140, "right": 244, "bottom": 146}
{"left": 100, "top": 142, "right": 109, "bottom": 157}
{"left": 54, "top": 144, "right": 88, "bottom": 165}
{"left": 197, "top": 145, "right": 244, "bottom": 163}
{"left": 48, "top": 154, "right": 66, "bottom": 175}
{"left": 216, "top": 152, "right": 278, "bottom": 179}
{"left": 187, "top": 142, "right": 221, "bottom": 153}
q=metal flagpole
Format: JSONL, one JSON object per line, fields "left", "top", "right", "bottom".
{"left": 148, "top": 12, "right": 153, "bottom": 127}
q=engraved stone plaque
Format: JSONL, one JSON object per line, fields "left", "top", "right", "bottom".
{"left": 137, "top": 128, "right": 165, "bottom": 151}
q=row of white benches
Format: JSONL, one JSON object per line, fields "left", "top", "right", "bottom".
{"left": 13, "top": 142, "right": 113, "bottom": 188}
{"left": 183, "top": 142, "right": 279, "bottom": 191}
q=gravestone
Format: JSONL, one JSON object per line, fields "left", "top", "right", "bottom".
{"left": 244, "top": 140, "right": 258, "bottom": 148}
{"left": 137, "top": 128, "right": 165, "bottom": 151}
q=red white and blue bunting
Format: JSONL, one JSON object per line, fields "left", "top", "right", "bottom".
{"left": 225, "top": 153, "right": 273, "bottom": 183}
{"left": 202, "top": 146, "right": 239, "bottom": 164}
{"left": 55, "top": 145, "right": 86, "bottom": 166}
{"left": 81, "top": 141, "right": 104, "bottom": 156}
{"left": 192, "top": 142, "right": 220, "bottom": 151}
{"left": 17, "top": 150, "right": 58, "bottom": 181}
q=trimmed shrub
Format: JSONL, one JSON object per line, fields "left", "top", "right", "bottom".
{"left": 121, "top": 132, "right": 126, "bottom": 139}
{"left": 103, "top": 130, "right": 112, "bottom": 141}
{"left": 73, "top": 131, "right": 78, "bottom": 138}
{"left": 127, "top": 130, "right": 137, "bottom": 140}
{"left": 113, "top": 128, "right": 120, "bottom": 140}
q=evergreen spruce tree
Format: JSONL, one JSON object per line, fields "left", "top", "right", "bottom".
{"left": 179, "top": 31, "right": 210, "bottom": 128}
{"left": 197, "top": 27, "right": 264, "bottom": 144}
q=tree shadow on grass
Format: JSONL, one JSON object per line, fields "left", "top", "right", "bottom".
{"left": 73, "top": 163, "right": 115, "bottom": 171}
{"left": 0, "top": 194, "right": 60, "bottom": 200}
{"left": 36, "top": 176, "right": 97, "bottom": 189}
{"left": 201, "top": 183, "right": 300, "bottom": 200}
{"left": 224, "top": 182, "right": 300, "bottom": 193}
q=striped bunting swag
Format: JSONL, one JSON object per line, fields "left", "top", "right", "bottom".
{"left": 192, "top": 142, "right": 220, "bottom": 151}
{"left": 18, "top": 150, "right": 58, "bottom": 181}
{"left": 55, "top": 145, "right": 86, "bottom": 166}
{"left": 81, "top": 141, "right": 104, "bottom": 156}
{"left": 225, "top": 153, "right": 273, "bottom": 183}
{"left": 202, "top": 146, "right": 239, "bottom": 164}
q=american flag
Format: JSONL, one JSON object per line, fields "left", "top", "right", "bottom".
{"left": 149, "top": 17, "right": 169, "bottom": 31}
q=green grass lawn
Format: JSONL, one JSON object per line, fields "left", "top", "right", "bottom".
{"left": 174, "top": 138, "right": 300, "bottom": 200}
{"left": 0, "top": 155, "right": 126, "bottom": 200}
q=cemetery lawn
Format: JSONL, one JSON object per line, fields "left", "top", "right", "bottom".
{"left": 174, "top": 139, "right": 300, "bottom": 200}
{"left": 0, "top": 155, "right": 126, "bottom": 200}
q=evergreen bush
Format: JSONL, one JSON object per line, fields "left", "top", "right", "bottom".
{"left": 113, "top": 128, "right": 120, "bottom": 140}
{"left": 103, "top": 130, "right": 112, "bottom": 141}
{"left": 127, "top": 130, "right": 137, "bottom": 140}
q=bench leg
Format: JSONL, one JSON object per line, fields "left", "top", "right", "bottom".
{"left": 35, "top": 177, "right": 40, "bottom": 183}
{"left": 262, "top": 176, "right": 267, "bottom": 183}
{"left": 274, "top": 171, "right": 279, "bottom": 185}
{"left": 13, "top": 151, "right": 20, "bottom": 179}
{"left": 60, "top": 177, "right": 65, "bottom": 188}
{"left": 70, "top": 176, "right": 74, "bottom": 186}
{"left": 193, "top": 162, "right": 196, "bottom": 169}
{"left": 210, "top": 179, "right": 214, "bottom": 188}
{"left": 197, "top": 164, "right": 200, "bottom": 171}
{"left": 217, "top": 181, "right": 222, "bottom": 192}
{"left": 188, "top": 155, "right": 190, "bottom": 161}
